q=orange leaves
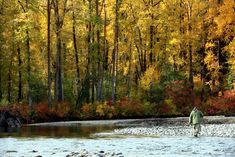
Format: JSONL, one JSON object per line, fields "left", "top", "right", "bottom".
{"left": 31, "top": 102, "right": 72, "bottom": 122}
{"left": 81, "top": 98, "right": 155, "bottom": 119}
{"left": 0, "top": 102, "right": 74, "bottom": 123}
{"left": 81, "top": 103, "right": 96, "bottom": 119}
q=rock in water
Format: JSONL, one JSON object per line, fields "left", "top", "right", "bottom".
{"left": 0, "top": 111, "right": 22, "bottom": 132}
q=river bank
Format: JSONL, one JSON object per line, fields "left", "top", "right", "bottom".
{"left": 0, "top": 116, "right": 234, "bottom": 157}
{"left": 28, "top": 116, "right": 235, "bottom": 126}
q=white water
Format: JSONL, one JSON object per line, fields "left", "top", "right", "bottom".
{"left": 0, "top": 136, "right": 234, "bottom": 157}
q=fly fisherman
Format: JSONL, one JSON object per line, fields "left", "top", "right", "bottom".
{"left": 189, "top": 107, "right": 204, "bottom": 137}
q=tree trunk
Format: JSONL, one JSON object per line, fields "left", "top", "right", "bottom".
{"left": 91, "top": 26, "right": 95, "bottom": 104}
{"left": 25, "top": 0, "right": 32, "bottom": 108}
{"left": 0, "top": 7, "right": 2, "bottom": 100}
{"left": 150, "top": 24, "right": 154, "bottom": 64}
{"left": 103, "top": 3, "right": 108, "bottom": 71}
{"left": 47, "top": 0, "right": 52, "bottom": 108}
{"left": 102, "top": 2, "right": 107, "bottom": 100}
{"left": 7, "top": 14, "right": 16, "bottom": 104}
{"left": 0, "top": 46, "right": 2, "bottom": 100}
{"left": 8, "top": 33, "right": 14, "bottom": 103}
{"left": 112, "top": 0, "right": 119, "bottom": 104}
{"left": 127, "top": 41, "right": 132, "bottom": 98}
{"left": 189, "top": 44, "right": 195, "bottom": 106}
{"left": 96, "top": 0, "right": 102, "bottom": 102}
{"left": 0, "top": 68, "right": 2, "bottom": 100}
{"left": 179, "top": 0, "right": 185, "bottom": 69}
{"left": 187, "top": 2, "right": 195, "bottom": 107}
{"left": 137, "top": 28, "right": 144, "bottom": 73}
{"left": 26, "top": 29, "right": 32, "bottom": 108}
{"left": 72, "top": 3, "right": 80, "bottom": 107}
{"left": 200, "top": 46, "right": 206, "bottom": 103}
{"left": 200, "top": 19, "right": 208, "bottom": 104}
{"left": 130, "top": 4, "right": 145, "bottom": 74}
{"left": 7, "top": 57, "right": 12, "bottom": 103}
{"left": 53, "top": 0, "right": 64, "bottom": 102}
{"left": 0, "top": 71, "right": 2, "bottom": 100}
{"left": 149, "top": 0, "right": 154, "bottom": 64}
{"left": 17, "top": 47, "right": 22, "bottom": 103}
{"left": 85, "top": 0, "right": 92, "bottom": 103}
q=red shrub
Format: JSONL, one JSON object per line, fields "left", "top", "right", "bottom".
{"left": 164, "top": 80, "right": 192, "bottom": 115}
{"left": 53, "top": 102, "right": 71, "bottom": 118}
{"left": 32, "top": 103, "right": 50, "bottom": 122}
{"left": 81, "top": 103, "right": 96, "bottom": 119}
{"left": 206, "top": 90, "right": 235, "bottom": 115}
{"left": 116, "top": 98, "right": 145, "bottom": 118}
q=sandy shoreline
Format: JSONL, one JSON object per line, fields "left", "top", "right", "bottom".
{"left": 28, "top": 116, "right": 235, "bottom": 126}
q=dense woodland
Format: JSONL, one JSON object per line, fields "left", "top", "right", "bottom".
{"left": 0, "top": 0, "right": 235, "bottom": 122}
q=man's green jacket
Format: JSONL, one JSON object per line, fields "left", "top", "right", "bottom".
{"left": 189, "top": 109, "right": 203, "bottom": 125}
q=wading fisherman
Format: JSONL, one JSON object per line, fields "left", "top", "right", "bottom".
{"left": 189, "top": 107, "right": 204, "bottom": 137}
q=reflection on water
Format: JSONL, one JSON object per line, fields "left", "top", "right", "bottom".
{"left": 0, "top": 124, "right": 122, "bottom": 138}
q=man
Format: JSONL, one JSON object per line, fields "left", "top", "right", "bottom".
{"left": 189, "top": 107, "right": 204, "bottom": 137}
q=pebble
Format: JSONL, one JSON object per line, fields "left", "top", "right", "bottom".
{"left": 67, "top": 123, "right": 235, "bottom": 157}
{"left": 67, "top": 151, "right": 124, "bottom": 157}
{"left": 113, "top": 124, "right": 235, "bottom": 138}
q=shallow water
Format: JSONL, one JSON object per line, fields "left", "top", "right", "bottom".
{"left": 0, "top": 122, "right": 234, "bottom": 157}
{"left": 3, "top": 124, "right": 120, "bottom": 138}
{"left": 0, "top": 136, "right": 234, "bottom": 157}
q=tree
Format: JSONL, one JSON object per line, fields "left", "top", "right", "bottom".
{"left": 0, "top": 0, "right": 234, "bottom": 117}
{"left": 17, "top": 0, "right": 32, "bottom": 108}
{"left": 185, "top": 1, "right": 195, "bottom": 107}
{"left": 17, "top": 47, "right": 22, "bottom": 103}
{"left": 71, "top": 0, "right": 80, "bottom": 107}
{"left": 96, "top": 0, "right": 102, "bottom": 102}
{"left": 52, "top": 0, "right": 68, "bottom": 102}
{"left": 0, "top": 0, "right": 4, "bottom": 101}
{"left": 47, "top": 0, "right": 52, "bottom": 107}
{"left": 112, "top": 0, "right": 120, "bottom": 104}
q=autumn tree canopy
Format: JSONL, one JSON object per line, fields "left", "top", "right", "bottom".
{"left": 0, "top": 0, "right": 234, "bottom": 118}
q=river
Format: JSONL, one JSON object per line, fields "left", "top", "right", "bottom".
{"left": 0, "top": 118, "right": 234, "bottom": 157}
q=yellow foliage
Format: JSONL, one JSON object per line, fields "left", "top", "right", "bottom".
{"left": 169, "top": 38, "right": 179, "bottom": 45}
{"left": 123, "top": 66, "right": 129, "bottom": 76}
{"left": 96, "top": 104, "right": 105, "bottom": 117}
{"left": 140, "top": 65, "right": 159, "bottom": 91}
{"left": 204, "top": 51, "right": 219, "bottom": 71}
{"left": 205, "top": 42, "right": 215, "bottom": 49}
{"left": 95, "top": 102, "right": 116, "bottom": 118}
{"left": 214, "top": 0, "right": 235, "bottom": 37}
{"left": 218, "top": 91, "right": 223, "bottom": 97}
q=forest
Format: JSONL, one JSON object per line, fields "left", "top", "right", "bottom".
{"left": 0, "top": 0, "right": 234, "bottom": 123}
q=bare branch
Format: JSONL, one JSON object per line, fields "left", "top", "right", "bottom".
{"left": 18, "top": 0, "right": 26, "bottom": 12}
{"left": 60, "top": 0, "right": 68, "bottom": 28}
{"left": 153, "top": 0, "right": 163, "bottom": 7}
{"left": 99, "top": 0, "right": 105, "bottom": 16}
{"left": 142, "top": 0, "right": 149, "bottom": 7}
